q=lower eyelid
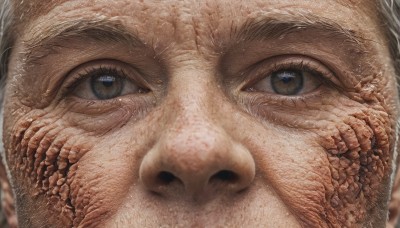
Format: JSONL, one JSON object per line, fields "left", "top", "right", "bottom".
{"left": 63, "top": 61, "right": 153, "bottom": 100}
{"left": 242, "top": 55, "right": 336, "bottom": 92}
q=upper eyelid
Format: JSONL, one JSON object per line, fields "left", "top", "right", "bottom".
{"left": 64, "top": 65, "right": 128, "bottom": 91}
{"left": 79, "top": 66, "right": 129, "bottom": 81}
{"left": 241, "top": 55, "right": 341, "bottom": 90}
{"left": 58, "top": 60, "right": 150, "bottom": 98}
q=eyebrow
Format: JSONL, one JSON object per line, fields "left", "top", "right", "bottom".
{"left": 231, "top": 15, "right": 365, "bottom": 50}
{"left": 23, "top": 14, "right": 367, "bottom": 65}
{"left": 23, "top": 19, "right": 145, "bottom": 65}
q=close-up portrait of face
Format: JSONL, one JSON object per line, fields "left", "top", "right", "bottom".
{"left": 1, "top": 0, "right": 400, "bottom": 227}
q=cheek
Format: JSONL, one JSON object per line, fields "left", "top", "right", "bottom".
{"left": 318, "top": 109, "right": 392, "bottom": 225}
{"left": 249, "top": 93, "right": 394, "bottom": 227}
{"left": 6, "top": 109, "right": 94, "bottom": 226}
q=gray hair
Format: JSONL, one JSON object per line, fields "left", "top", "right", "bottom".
{"left": 381, "top": 0, "right": 400, "bottom": 85}
{"left": 0, "top": 0, "right": 12, "bottom": 105}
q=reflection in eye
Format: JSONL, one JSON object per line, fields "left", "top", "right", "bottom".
{"left": 91, "top": 75, "right": 124, "bottom": 100}
{"left": 72, "top": 67, "right": 148, "bottom": 100}
{"left": 250, "top": 69, "right": 322, "bottom": 96}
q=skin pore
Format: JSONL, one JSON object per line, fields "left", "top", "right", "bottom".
{"left": 1, "top": 0, "right": 400, "bottom": 227}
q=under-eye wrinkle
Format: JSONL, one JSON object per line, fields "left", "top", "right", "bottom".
{"left": 8, "top": 110, "right": 95, "bottom": 226}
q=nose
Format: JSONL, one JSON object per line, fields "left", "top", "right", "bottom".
{"left": 139, "top": 119, "right": 255, "bottom": 200}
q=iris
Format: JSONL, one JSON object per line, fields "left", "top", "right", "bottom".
{"left": 271, "top": 70, "right": 304, "bottom": 95}
{"left": 91, "top": 75, "right": 124, "bottom": 100}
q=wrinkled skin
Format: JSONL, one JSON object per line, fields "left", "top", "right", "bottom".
{"left": 1, "top": 0, "right": 400, "bottom": 227}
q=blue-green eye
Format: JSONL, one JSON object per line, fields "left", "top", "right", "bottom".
{"left": 249, "top": 69, "right": 321, "bottom": 96}
{"left": 271, "top": 70, "right": 304, "bottom": 95}
{"left": 91, "top": 75, "right": 124, "bottom": 100}
{"left": 72, "top": 67, "right": 148, "bottom": 100}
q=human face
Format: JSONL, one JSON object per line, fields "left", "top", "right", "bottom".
{"left": 3, "top": 0, "right": 399, "bottom": 227}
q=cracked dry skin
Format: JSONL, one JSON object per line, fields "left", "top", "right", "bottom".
{"left": 10, "top": 110, "right": 92, "bottom": 225}
{"left": 1, "top": 0, "right": 400, "bottom": 227}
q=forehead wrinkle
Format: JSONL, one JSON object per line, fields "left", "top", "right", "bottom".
{"left": 21, "top": 18, "right": 145, "bottom": 67}
{"left": 13, "top": 0, "right": 68, "bottom": 25}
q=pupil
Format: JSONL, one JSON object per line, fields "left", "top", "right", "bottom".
{"left": 271, "top": 70, "right": 303, "bottom": 95}
{"left": 91, "top": 75, "right": 123, "bottom": 100}
{"left": 280, "top": 74, "right": 294, "bottom": 84}
{"left": 99, "top": 76, "right": 115, "bottom": 87}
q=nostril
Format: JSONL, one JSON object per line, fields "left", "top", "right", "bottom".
{"left": 157, "top": 171, "right": 178, "bottom": 185}
{"left": 210, "top": 170, "right": 239, "bottom": 183}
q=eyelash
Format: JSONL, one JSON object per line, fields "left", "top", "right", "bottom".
{"left": 59, "top": 59, "right": 152, "bottom": 102}
{"left": 63, "top": 65, "right": 125, "bottom": 92}
{"left": 243, "top": 55, "right": 338, "bottom": 94}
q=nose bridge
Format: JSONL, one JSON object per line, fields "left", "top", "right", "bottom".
{"left": 162, "top": 65, "right": 230, "bottom": 167}
{"left": 166, "top": 64, "right": 226, "bottom": 134}
{"left": 139, "top": 66, "right": 256, "bottom": 198}
{"left": 159, "top": 89, "right": 234, "bottom": 189}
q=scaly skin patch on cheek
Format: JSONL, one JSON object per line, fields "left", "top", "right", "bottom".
{"left": 7, "top": 109, "right": 94, "bottom": 226}
{"left": 319, "top": 107, "right": 391, "bottom": 227}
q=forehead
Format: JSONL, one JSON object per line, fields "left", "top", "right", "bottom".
{"left": 14, "top": 0, "right": 384, "bottom": 55}
{"left": 15, "top": 0, "right": 377, "bottom": 26}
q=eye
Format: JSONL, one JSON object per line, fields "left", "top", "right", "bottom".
{"left": 71, "top": 66, "right": 149, "bottom": 100}
{"left": 91, "top": 74, "right": 124, "bottom": 100}
{"left": 248, "top": 68, "right": 322, "bottom": 96}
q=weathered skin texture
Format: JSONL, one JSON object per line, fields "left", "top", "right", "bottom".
{"left": 1, "top": 0, "right": 399, "bottom": 227}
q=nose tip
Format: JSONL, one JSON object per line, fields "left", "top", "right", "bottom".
{"left": 139, "top": 131, "right": 255, "bottom": 200}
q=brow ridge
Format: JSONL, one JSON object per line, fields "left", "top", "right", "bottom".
{"left": 23, "top": 19, "right": 144, "bottom": 65}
